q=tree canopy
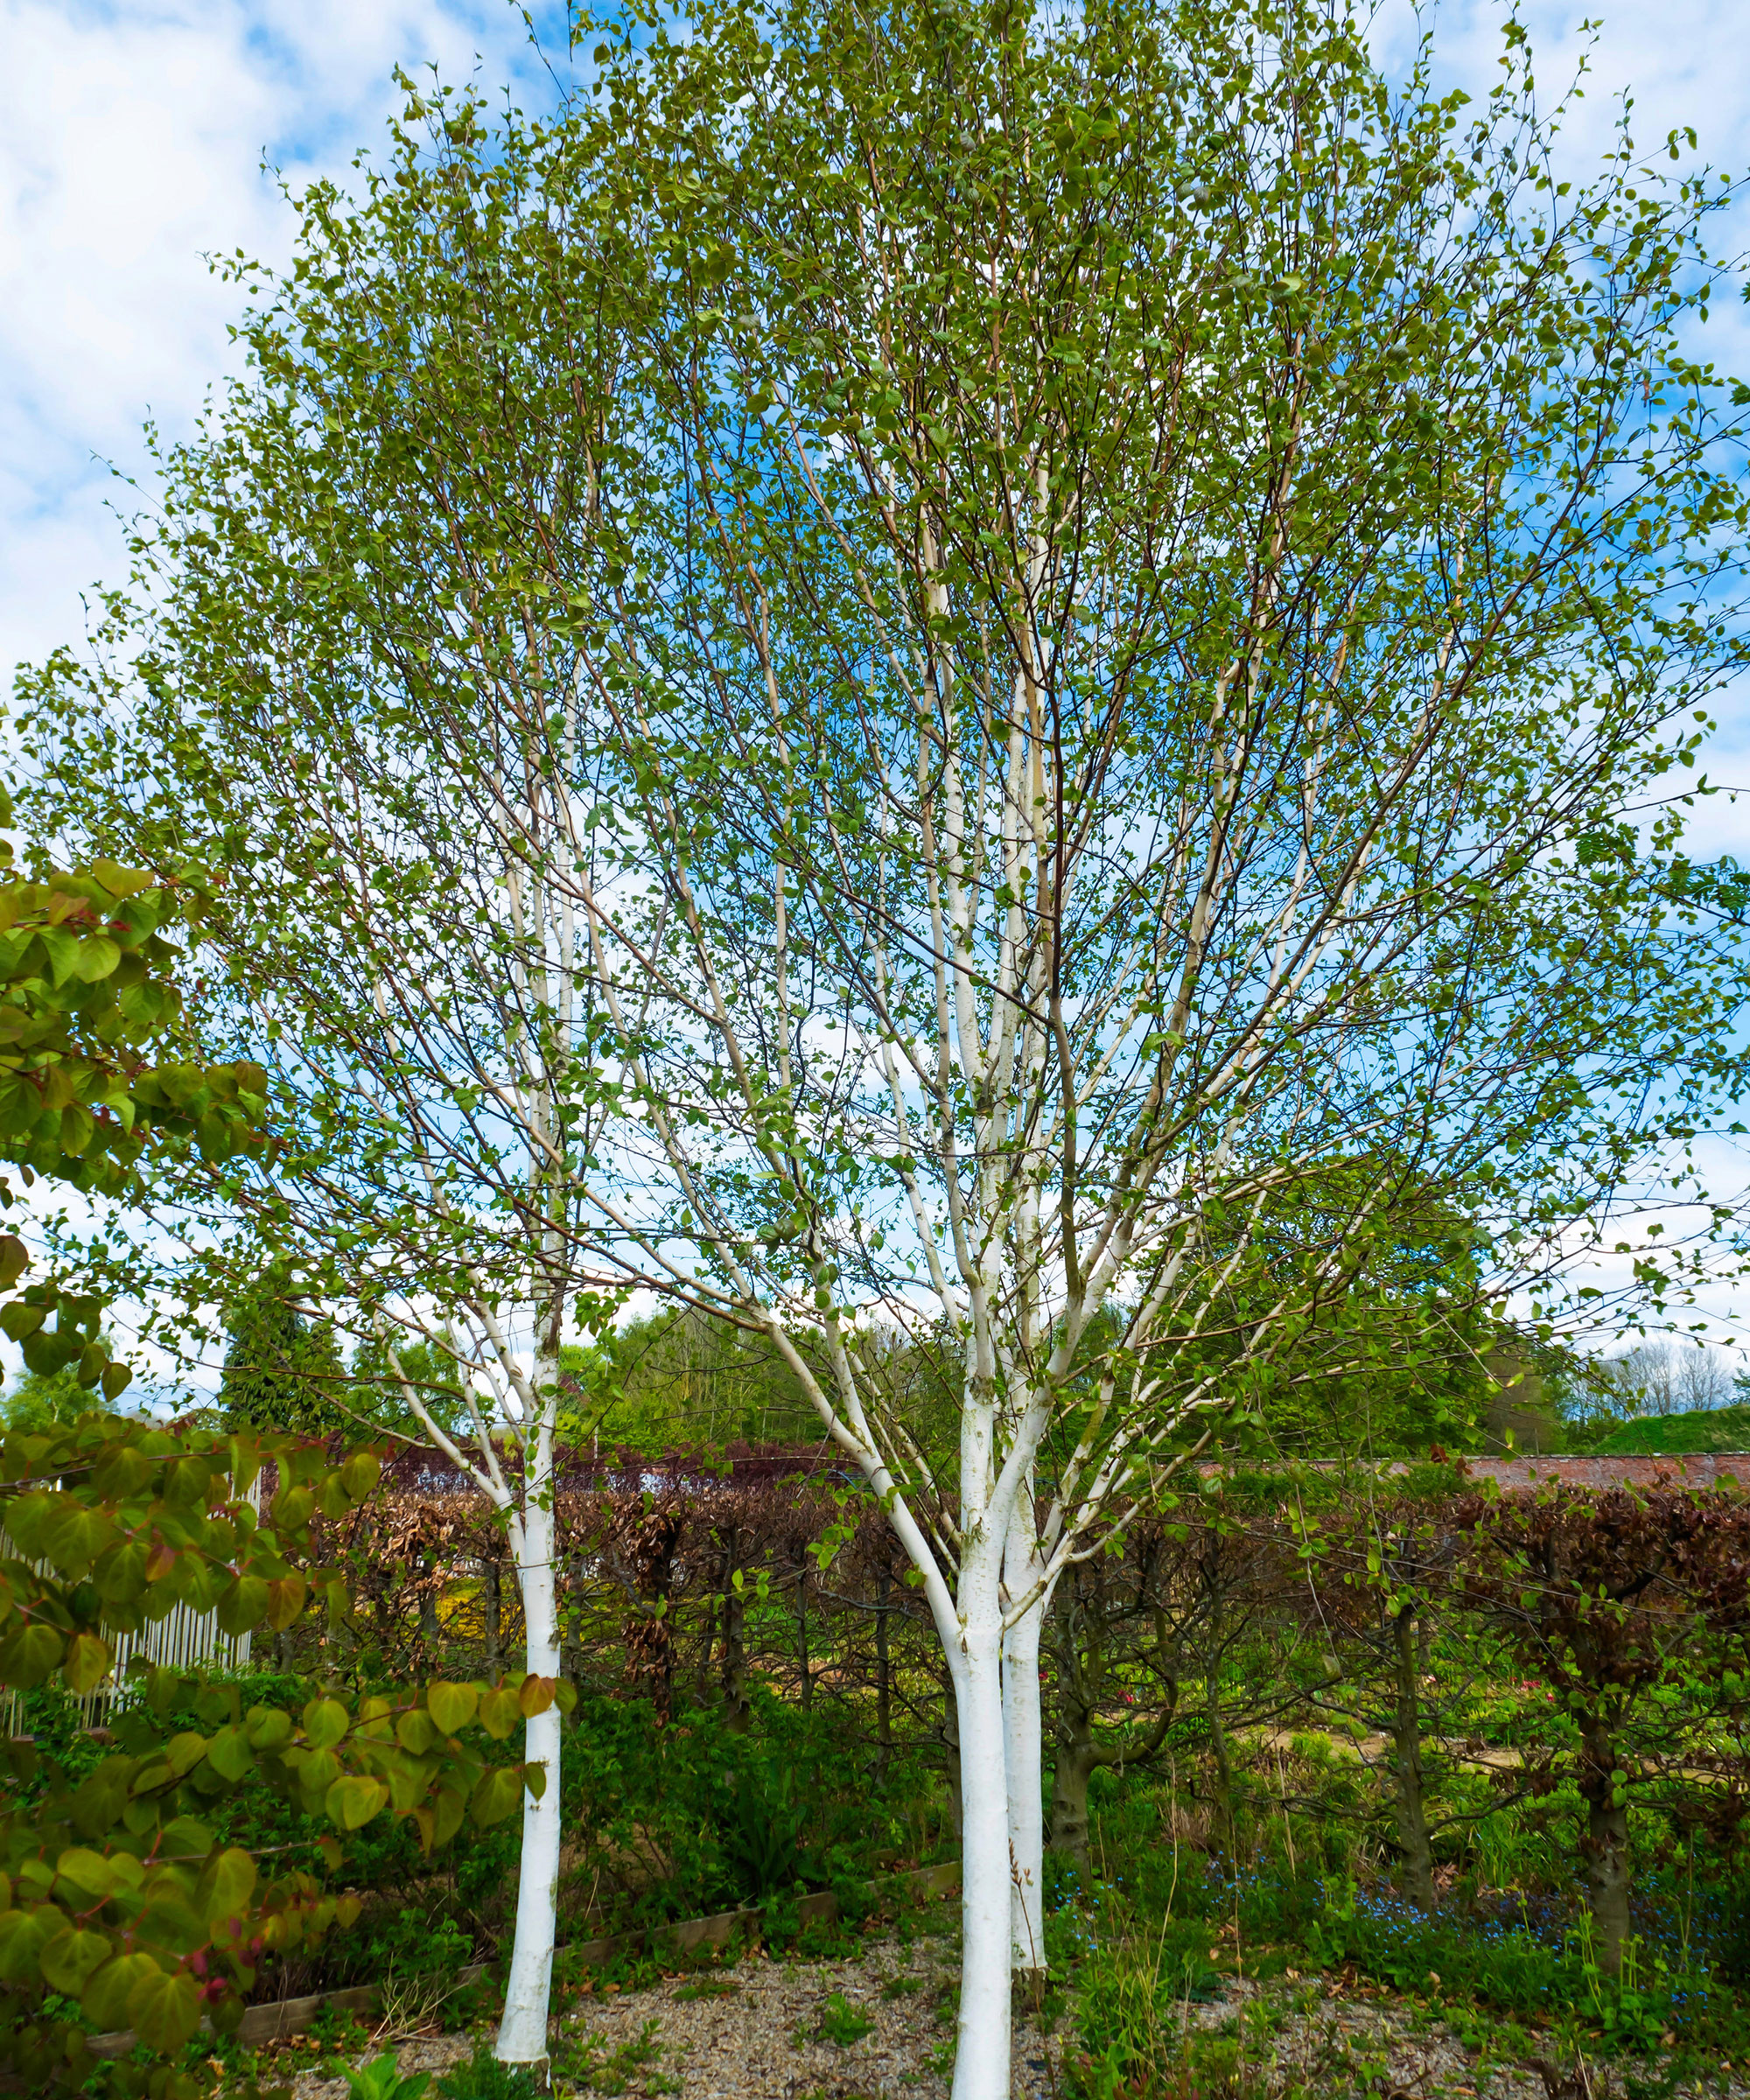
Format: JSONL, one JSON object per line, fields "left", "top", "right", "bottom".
{"left": 15, "top": 1, "right": 1750, "bottom": 2085}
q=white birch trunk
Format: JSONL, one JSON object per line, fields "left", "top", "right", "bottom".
{"left": 496, "top": 1493, "right": 564, "bottom": 2065}
{"left": 1003, "top": 1596, "right": 1046, "bottom": 1977}
{"left": 952, "top": 1595, "right": 1013, "bottom": 2100}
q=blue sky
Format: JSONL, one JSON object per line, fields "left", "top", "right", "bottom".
{"left": 2, "top": 0, "right": 1747, "bottom": 1378}
{"left": 5, "top": 0, "right": 1749, "bottom": 747}
{"left": 7, "top": 0, "right": 1749, "bottom": 702}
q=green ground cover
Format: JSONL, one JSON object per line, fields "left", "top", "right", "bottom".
{"left": 1593, "top": 1409, "right": 1750, "bottom": 1457}
{"left": 1049, "top": 1652, "right": 1750, "bottom": 2097}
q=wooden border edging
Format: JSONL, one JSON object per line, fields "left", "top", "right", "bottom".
{"left": 86, "top": 1858, "right": 962, "bottom": 2059}
{"left": 564, "top": 1857, "right": 962, "bottom": 1970}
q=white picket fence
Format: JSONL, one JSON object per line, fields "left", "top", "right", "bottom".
{"left": 1, "top": 1493, "right": 257, "bottom": 1735}
{"left": 2, "top": 1596, "right": 253, "bottom": 1736}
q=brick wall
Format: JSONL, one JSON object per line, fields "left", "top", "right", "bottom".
{"left": 1460, "top": 1452, "right": 1750, "bottom": 1491}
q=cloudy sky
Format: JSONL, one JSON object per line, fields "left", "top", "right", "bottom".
{"left": 6, "top": 0, "right": 1749, "bottom": 682}
{"left": 2, "top": 0, "right": 1747, "bottom": 1388}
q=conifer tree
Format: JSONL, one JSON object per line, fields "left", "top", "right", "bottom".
{"left": 219, "top": 1272, "right": 348, "bottom": 1437}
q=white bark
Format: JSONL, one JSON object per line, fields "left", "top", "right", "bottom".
{"left": 951, "top": 1556, "right": 1013, "bottom": 2100}
{"left": 1002, "top": 1493, "right": 1049, "bottom": 1977}
{"left": 1003, "top": 1597, "right": 1047, "bottom": 1978}
{"left": 497, "top": 1490, "right": 563, "bottom": 2065}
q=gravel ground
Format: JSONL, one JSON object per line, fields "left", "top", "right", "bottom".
{"left": 270, "top": 1930, "right": 1048, "bottom": 2100}
{"left": 264, "top": 1947, "right": 1749, "bottom": 2100}
{"left": 1170, "top": 1970, "right": 1747, "bottom": 2100}
{"left": 553, "top": 1935, "right": 1003, "bottom": 2098}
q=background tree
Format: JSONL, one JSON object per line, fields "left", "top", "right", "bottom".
{"left": 219, "top": 1269, "right": 350, "bottom": 1435}
{"left": 1456, "top": 1483, "right": 1750, "bottom": 1978}
{"left": 17, "top": 1, "right": 1750, "bottom": 2089}
{"left": 347, "top": 1330, "right": 473, "bottom": 1443}
{"left": 1602, "top": 1340, "right": 1737, "bottom": 1418}
{"left": 1228, "top": 1177, "right": 1498, "bottom": 1459}
{"left": 1, "top": 1353, "right": 124, "bottom": 1432}
{"left": 594, "top": 1306, "right": 833, "bottom": 1452}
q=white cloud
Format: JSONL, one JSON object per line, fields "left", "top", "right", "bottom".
{"left": 0, "top": 0, "right": 562, "bottom": 681}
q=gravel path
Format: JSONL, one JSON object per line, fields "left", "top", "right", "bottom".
{"left": 272, "top": 1930, "right": 1054, "bottom": 2100}
{"left": 557, "top": 1937, "right": 971, "bottom": 2097}
{"left": 265, "top": 1947, "right": 1747, "bottom": 2100}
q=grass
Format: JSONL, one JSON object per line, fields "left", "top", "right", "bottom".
{"left": 552, "top": 2019, "right": 678, "bottom": 2096}
{"left": 1592, "top": 1406, "right": 1750, "bottom": 1455}
{"left": 668, "top": 1975, "right": 741, "bottom": 2002}
{"left": 812, "top": 1991, "right": 877, "bottom": 2047}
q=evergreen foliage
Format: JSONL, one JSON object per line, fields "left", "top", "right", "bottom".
{"left": 219, "top": 1272, "right": 349, "bottom": 1436}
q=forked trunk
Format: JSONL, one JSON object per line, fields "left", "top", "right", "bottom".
{"left": 496, "top": 1496, "right": 563, "bottom": 2065}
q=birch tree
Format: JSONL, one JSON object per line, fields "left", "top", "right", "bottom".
{"left": 19, "top": 90, "right": 629, "bottom": 2067}
{"left": 18, "top": 2, "right": 1750, "bottom": 2090}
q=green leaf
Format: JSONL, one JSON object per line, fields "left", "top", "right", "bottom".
{"left": 0, "top": 1906, "right": 50, "bottom": 1984}
{"left": 63, "top": 1630, "right": 111, "bottom": 1696}
{"left": 430, "top": 1785, "right": 466, "bottom": 1851}
{"left": 158, "top": 1814, "right": 214, "bottom": 1858}
{"left": 395, "top": 1710, "right": 436, "bottom": 1754}
{"left": 215, "top": 1573, "right": 269, "bottom": 1636}
{"left": 262, "top": 1572, "right": 306, "bottom": 1630}
{"left": 128, "top": 1962, "right": 202, "bottom": 2052}
{"left": 303, "top": 1695, "right": 350, "bottom": 1750}
{"left": 133, "top": 1888, "right": 206, "bottom": 1956}
{"left": 52, "top": 1846, "right": 117, "bottom": 1900}
{"left": 516, "top": 1673, "right": 556, "bottom": 1718}
{"left": 2, "top": 1621, "right": 64, "bottom": 1687}
{"left": 0, "top": 1235, "right": 28, "bottom": 1293}
{"left": 89, "top": 860, "right": 155, "bottom": 900}
{"left": 339, "top": 1452, "right": 382, "bottom": 1499}
{"left": 478, "top": 1685, "right": 522, "bottom": 1740}
{"left": 206, "top": 1725, "right": 256, "bottom": 1783}
{"left": 424, "top": 1681, "right": 479, "bottom": 1735}
{"left": 198, "top": 1845, "right": 256, "bottom": 1927}
{"left": 244, "top": 1703, "right": 293, "bottom": 1751}
{"left": 325, "top": 1774, "right": 388, "bottom": 1830}
{"left": 34, "top": 926, "right": 80, "bottom": 987}
{"left": 344, "top": 2052, "right": 431, "bottom": 2100}
{"left": 40, "top": 1924, "right": 114, "bottom": 1994}
{"left": 469, "top": 1764, "right": 527, "bottom": 1826}
{"left": 82, "top": 1950, "right": 159, "bottom": 2032}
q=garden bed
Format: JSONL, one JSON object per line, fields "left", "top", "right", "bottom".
{"left": 248, "top": 1945, "right": 1750, "bottom": 2100}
